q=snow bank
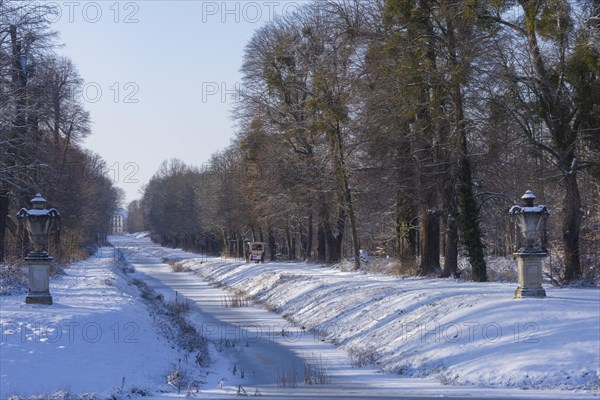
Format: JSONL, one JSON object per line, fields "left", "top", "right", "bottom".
{"left": 0, "top": 248, "right": 195, "bottom": 398}
{"left": 166, "top": 256, "right": 600, "bottom": 392}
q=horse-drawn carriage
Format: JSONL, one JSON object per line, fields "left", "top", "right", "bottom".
{"left": 245, "top": 242, "right": 266, "bottom": 263}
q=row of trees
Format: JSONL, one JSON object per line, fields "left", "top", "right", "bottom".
{"left": 136, "top": 0, "right": 599, "bottom": 282}
{"left": 1, "top": 1, "right": 122, "bottom": 262}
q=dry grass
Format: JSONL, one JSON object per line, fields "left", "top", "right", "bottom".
{"left": 0, "top": 261, "right": 28, "bottom": 296}
{"left": 347, "top": 346, "right": 379, "bottom": 367}
{"left": 221, "top": 293, "right": 251, "bottom": 308}
{"left": 303, "top": 354, "right": 330, "bottom": 385}
{"left": 130, "top": 279, "right": 209, "bottom": 367}
{"left": 276, "top": 354, "right": 330, "bottom": 388}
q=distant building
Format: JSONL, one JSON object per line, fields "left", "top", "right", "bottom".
{"left": 111, "top": 208, "right": 128, "bottom": 234}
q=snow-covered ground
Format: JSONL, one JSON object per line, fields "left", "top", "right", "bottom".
{"left": 2, "top": 234, "right": 598, "bottom": 399}
{"left": 187, "top": 261, "right": 600, "bottom": 390}
{"left": 112, "top": 235, "right": 600, "bottom": 394}
{"left": 0, "top": 247, "right": 212, "bottom": 398}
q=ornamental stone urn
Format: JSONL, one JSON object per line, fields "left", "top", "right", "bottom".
{"left": 509, "top": 190, "right": 549, "bottom": 298}
{"left": 17, "top": 194, "right": 59, "bottom": 305}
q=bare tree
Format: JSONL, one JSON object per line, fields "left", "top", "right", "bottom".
{"left": 486, "top": 0, "right": 600, "bottom": 281}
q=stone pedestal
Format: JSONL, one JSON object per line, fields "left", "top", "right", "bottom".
{"left": 514, "top": 251, "right": 546, "bottom": 298}
{"left": 25, "top": 255, "right": 53, "bottom": 305}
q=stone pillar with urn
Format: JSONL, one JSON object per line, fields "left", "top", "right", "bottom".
{"left": 509, "top": 190, "right": 549, "bottom": 298}
{"left": 17, "top": 194, "right": 59, "bottom": 305}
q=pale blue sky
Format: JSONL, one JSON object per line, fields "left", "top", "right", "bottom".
{"left": 52, "top": 1, "right": 303, "bottom": 204}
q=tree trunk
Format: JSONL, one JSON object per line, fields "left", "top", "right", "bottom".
{"left": 268, "top": 228, "right": 277, "bottom": 261}
{"left": 317, "top": 225, "right": 327, "bottom": 262}
{"left": 323, "top": 206, "right": 345, "bottom": 263}
{"left": 329, "top": 124, "right": 360, "bottom": 269}
{"left": 419, "top": 207, "right": 440, "bottom": 275}
{"left": 305, "top": 210, "right": 313, "bottom": 261}
{"left": 0, "top": 191, "right": 8, "bottom": 262}
{"left": 221, "top": 235, "right": 227, "bottom": 256}
{"left": 395, "top": 198, "right": 417, "bottom": 261}
{"left": 562, "top": 172, "right": 583, "bottom": 280}
{"left": 317, "top": 205, "right": 327, "bottom": 262}
{"left": 442, "top": 213, "right": 458, "bottom": 278}
{"left": 237, "top": 237, "right": 244, "bottom": 259}
{"left": 291, "top": 233, "right": 297, "bottom": 260}
{"left": 441, "top": 176, "right": 458, "bottom": 277}
{"left": 455, "top": 116, "right": 487, "bottom": 281}
{"left": 325, "top": 229, "right": 342, "bottom": 263}
{"left": 346, "top": 194, "right": 360, "bottom": 269}
{"left": 446, "top": 16, "right": 487, "bottom": 282}
{"left": 286, "top": 226, "right": 293, "bottom": 260}
{"left": 458, "top": 147, "right": 487, "bottom": 282}
{"left": 10, "top": 25, "right": 28, "bottom": 133}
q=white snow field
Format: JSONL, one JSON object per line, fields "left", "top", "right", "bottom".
{"left": 0, "top": 247, "right": 208, "bottom": 398}
{"left": 0, "top": 234, "right": 598, "bottom": 399}
{"left": 184, "top": 259, "right": 600, "bottom": 390}
{"left": 111, "top": 234, "right": 599, "bottom": 399}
